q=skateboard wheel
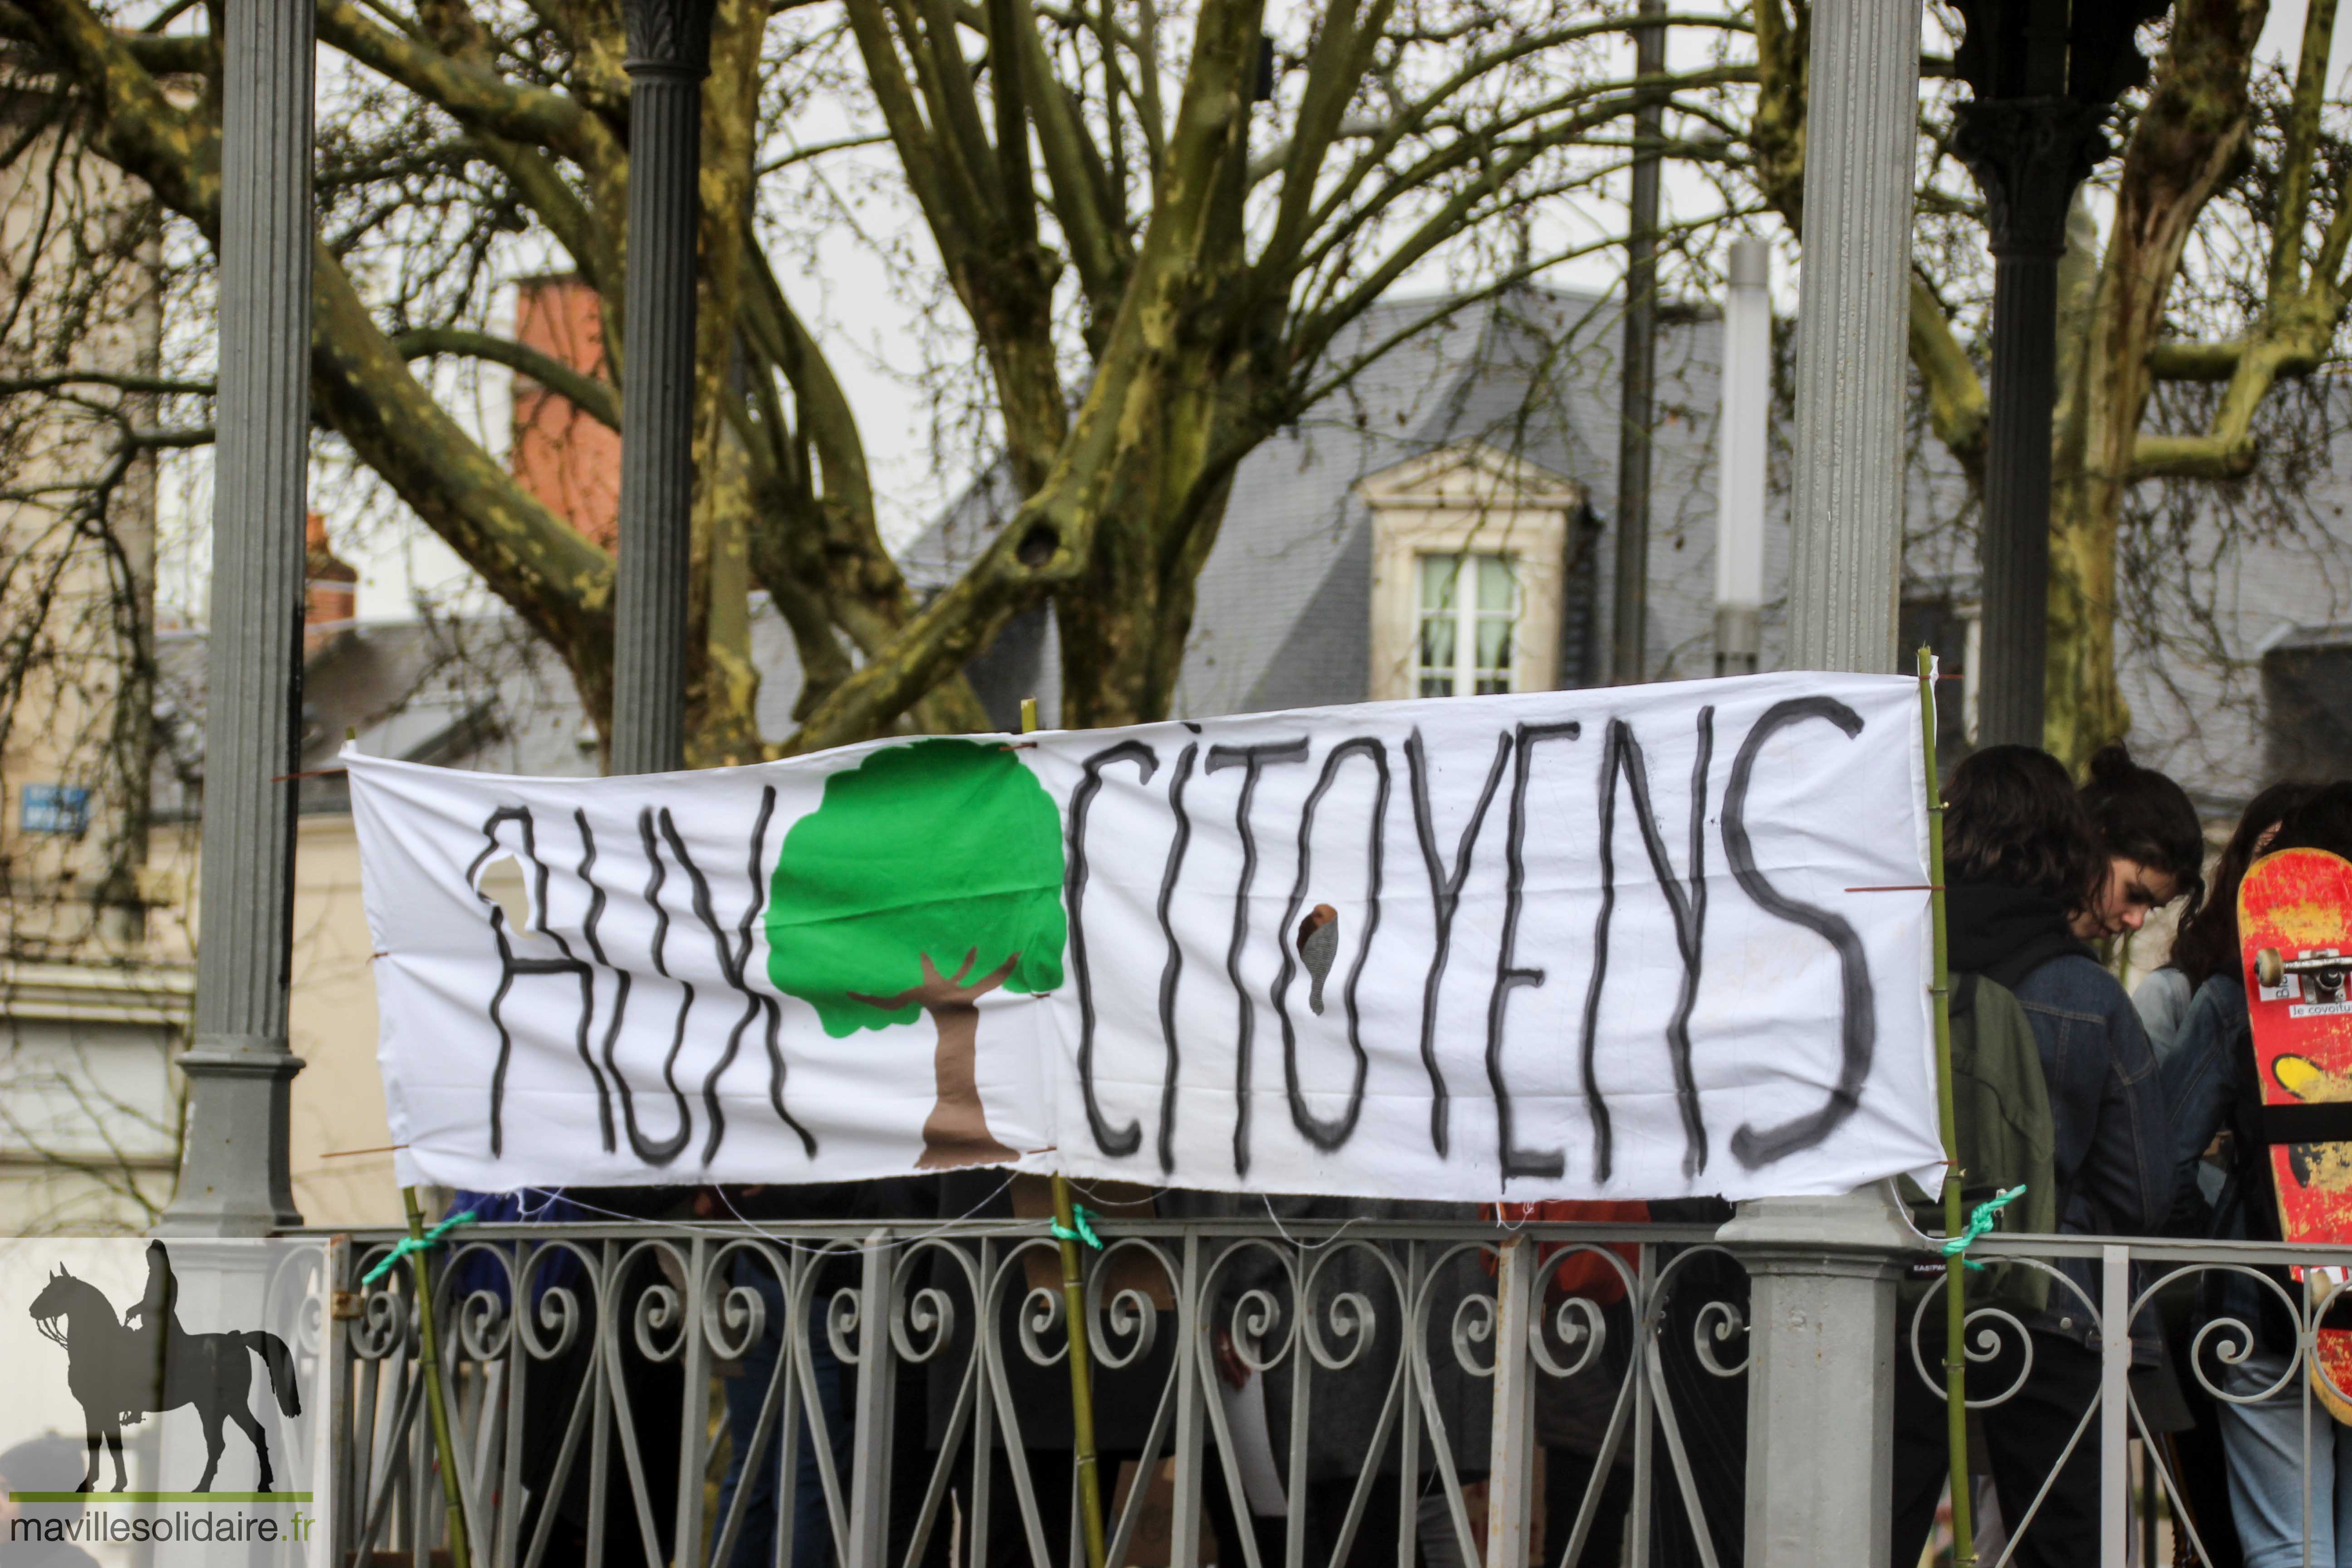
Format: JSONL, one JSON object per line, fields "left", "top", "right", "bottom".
{"left": 2259, "top": 949, "right": 2285, "bottom": 988}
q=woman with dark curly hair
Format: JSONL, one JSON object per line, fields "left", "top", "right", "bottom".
{"left": 1891, "top": 745, "right": 2171, "bottom": 1568}
{"left": 2075, "top": 742, "right": 2206, "bottom": 942}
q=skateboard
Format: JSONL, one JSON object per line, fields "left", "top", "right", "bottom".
{"left": 2240, "top": 847, "right": 2352, "bottom": 1423}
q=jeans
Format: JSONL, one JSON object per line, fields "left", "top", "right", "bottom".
{"left": 2218, "top": 1348, "right": 2352, "bottom": 1568}
{"left": 714, "top": 1260, "right": 851, "bottom": 1568}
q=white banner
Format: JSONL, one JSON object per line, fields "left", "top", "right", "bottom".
{"left": 351, "top": 672, "right": 1943, "bottom": 1202}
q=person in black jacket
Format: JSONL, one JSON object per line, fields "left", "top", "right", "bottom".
{"left": 1890, "top": 745, "right": 2173, "bottom": 1568}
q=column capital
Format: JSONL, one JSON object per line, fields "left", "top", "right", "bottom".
{"left": 1954, "top": 96, "right": 2108, "bottom": 260}
{"left": 1717, "top": 1186, "right": 1919, "bottom": 1260}
{"left": 623, "top": 0, "right": 717, "bottom": 78}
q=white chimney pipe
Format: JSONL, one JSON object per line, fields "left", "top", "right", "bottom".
{"left": 1715, "top": 238, "right": 1771, "bottom": 676}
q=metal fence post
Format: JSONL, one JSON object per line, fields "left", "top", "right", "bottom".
{"left": 1484, "top": 1235, "right": 1536, "bottom": 1568}
{"left": 846, "top": 1230, "right": 899, "bottom": 1568}
{"left": 675, "top": 1235, "right": 712, "bottom": 1565}
{"left": 1170, "top": 1231, "right": 1205, "bottom": 1568}
{"left": 2101, "top": 1245, "right": 2130, "bottom": 1567}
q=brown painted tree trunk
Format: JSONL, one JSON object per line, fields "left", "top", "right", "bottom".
{"left": 854, "top": 950, "right": 1023, "bottom": 1169}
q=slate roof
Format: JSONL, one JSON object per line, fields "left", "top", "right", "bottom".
{"left": 152, "top": 596, "right": 808, "bottom": 816}
{"left": 152, "top": 285, "right": 2352, "bottom": 821}
{"left": 902, "top": 284, "right": 1757, "bottom": 723}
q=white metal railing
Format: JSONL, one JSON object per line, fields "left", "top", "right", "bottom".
{"left": 317, "top": 1216, "right": 1748, "bottom": 1568}
{"left": 312, "top": 1217, "right": 2352, "bottom": 1568}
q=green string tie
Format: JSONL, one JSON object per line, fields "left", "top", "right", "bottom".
{"left": 363, "top": 1210, "right": 480, "bottom": 1287}
{"left": 1940, "top": 1185, "right": 2027, "bottom": 1273}
{"left": 1050, "top": 1204, "right": 1103, "bottom": 1250}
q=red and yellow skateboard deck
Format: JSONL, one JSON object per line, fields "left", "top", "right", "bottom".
{"left": 2240, "top": 847, "right": 2352, "bottom": 1423}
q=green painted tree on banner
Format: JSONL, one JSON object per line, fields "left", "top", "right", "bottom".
{"left": 767, "top": 739, "right": 1065, "bottom": 1169}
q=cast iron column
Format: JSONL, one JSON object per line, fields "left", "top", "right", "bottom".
{"left": 1609, "top": 0, "right": 1666, "bottom": 684}
{"left": 156, "top": 0, "right": 314, "bottom": 1235}
{"left": 1951, "top": 0, "right": 2165, "bottom": 745}
{"left": 611, "top": 0, "right": 715, "bottom": 774}
{"left": 1725, "top": 0, "right": 1921, "bottom": 1561}
{"left": 1957, "top": 101, "right": 2105, "bottom": 747}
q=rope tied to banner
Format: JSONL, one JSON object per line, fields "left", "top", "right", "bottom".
{"left": 1050, "top": 1204, "right": 1104, "bottom": 1250}
{"left": 1940, "top": 1185, "right": 2026, "bottom": 1272}
{"left": 363, "top": 1209, "right": 480, "bottom": 1286}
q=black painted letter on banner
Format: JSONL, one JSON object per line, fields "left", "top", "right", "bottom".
{"left": 470, "top": 806, "right": 607, "bottom": 1158}
{"left": 1205, "top": 738, "right": 1310, "bottom": 1177}
{"left": 658, "top": 794, "right": 816, "bottom": 1163}
{"left": 578, "top": 808, "right": 687, "bottom": 1165}
{"left": 1066, "top": 739, "right": 1159, "bottom": 1159}
{"left": 1405, "top": 728, "right": 1511, "bottom": 1157}
{"left": 1723, "top": 696, "right": 1877, "bottom": 1167}
{"left": 1152, "top": 743, "right": 1199, "bottom": 1172}
{"left": 1578, "top": 712, "right": 1715, "bottom": 1183}
{"left": 1486, "top": 721, "right": 1582, "bottom": 1182}
{"left": 1271, "top": 738, "right": 1389, "bottom": 1151}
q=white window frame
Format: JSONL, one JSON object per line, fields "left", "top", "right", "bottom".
{"left": 1363, "top": 444, "right": 1578, "bottom": 702}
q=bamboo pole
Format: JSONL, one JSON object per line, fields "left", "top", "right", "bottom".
{"left": 1024, "top": 696, "right": 1110, "bottom": 1568}
{"left": 1917, "top": 648, "right": 1973, "bottom": 1566}
{"left": 403, "top": 1186, "right": 474, "bottom": 1568}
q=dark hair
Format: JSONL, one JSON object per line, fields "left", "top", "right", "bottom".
{"left": 2168, "top": 781, "right": 2325, "bottom": 989}
{"left": 1943, "top": 745, "right": 2106, "bottom": 911}
{"left": 2266, "top": 781, "right": 2352, "bottom": 859}
{"left": 2078, "top": 743, "right": 2206, "bottom": 918}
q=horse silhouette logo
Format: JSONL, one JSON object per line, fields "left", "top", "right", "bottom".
{"left": 26, "top": 1240, "right": 302, "bottom": 1493}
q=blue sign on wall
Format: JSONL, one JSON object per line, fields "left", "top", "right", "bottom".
{"left": 21, "top": 784, "right": 90, "bottom": 834}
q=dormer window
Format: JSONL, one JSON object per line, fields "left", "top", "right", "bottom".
{"left": 1362, "top": 444, "right": 1578, "bottom": 701}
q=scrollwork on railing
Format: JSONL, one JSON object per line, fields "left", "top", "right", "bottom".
{"left": 1533, "top": 1293, "right": 1605, "bottom": 1382}
{"left": 1904, "top": 1254, "right": 2086, "bottom": 1410}
{"left": 448, "top": 1244, "right": 514, "bottom": 1362}
{"left": 1084, "top": 1237, "right": 1172, "bottom": 1369}
{"left": 348, "top": 1249, "right": 408, "bottom": 1361}
{"left": 700, "top": 1239, "right": 772, "bottom": 1361}
{"left": 1300, "top": 1241, "right": 1392, "bottom": 1374}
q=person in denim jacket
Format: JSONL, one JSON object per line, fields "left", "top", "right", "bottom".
{"left": 2164, "top": 782, "right": 2352, "bottom": 1568}
{"left": 1891, "top": 745, "right": 2172, "bottom": 1568}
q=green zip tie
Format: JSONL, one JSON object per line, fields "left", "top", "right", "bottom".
{"left": 1050, "top": 1204, "right": 1103, "bottom": 1250}
{"left": 1940, "top": 1185, "right": 2026, "bottom": 1273}
{"left": 363, "top": 1210, "right": 480, "bottom": 1287}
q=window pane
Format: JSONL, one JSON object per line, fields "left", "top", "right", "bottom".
{"left": 1475, "top": 614, "right": 1513, "bottom": 671}
{"left": 1476, "top": 554, "right": 1516, "bottom": 612}
{"left": 1420, "top": 554, "right": 1461, "bottom": 611}
{"left": 1420, "top": 675, "right": 1455, "bottom": 698}
{"left": 1420, "top": 612, "right": 1456, "bottom": 673}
